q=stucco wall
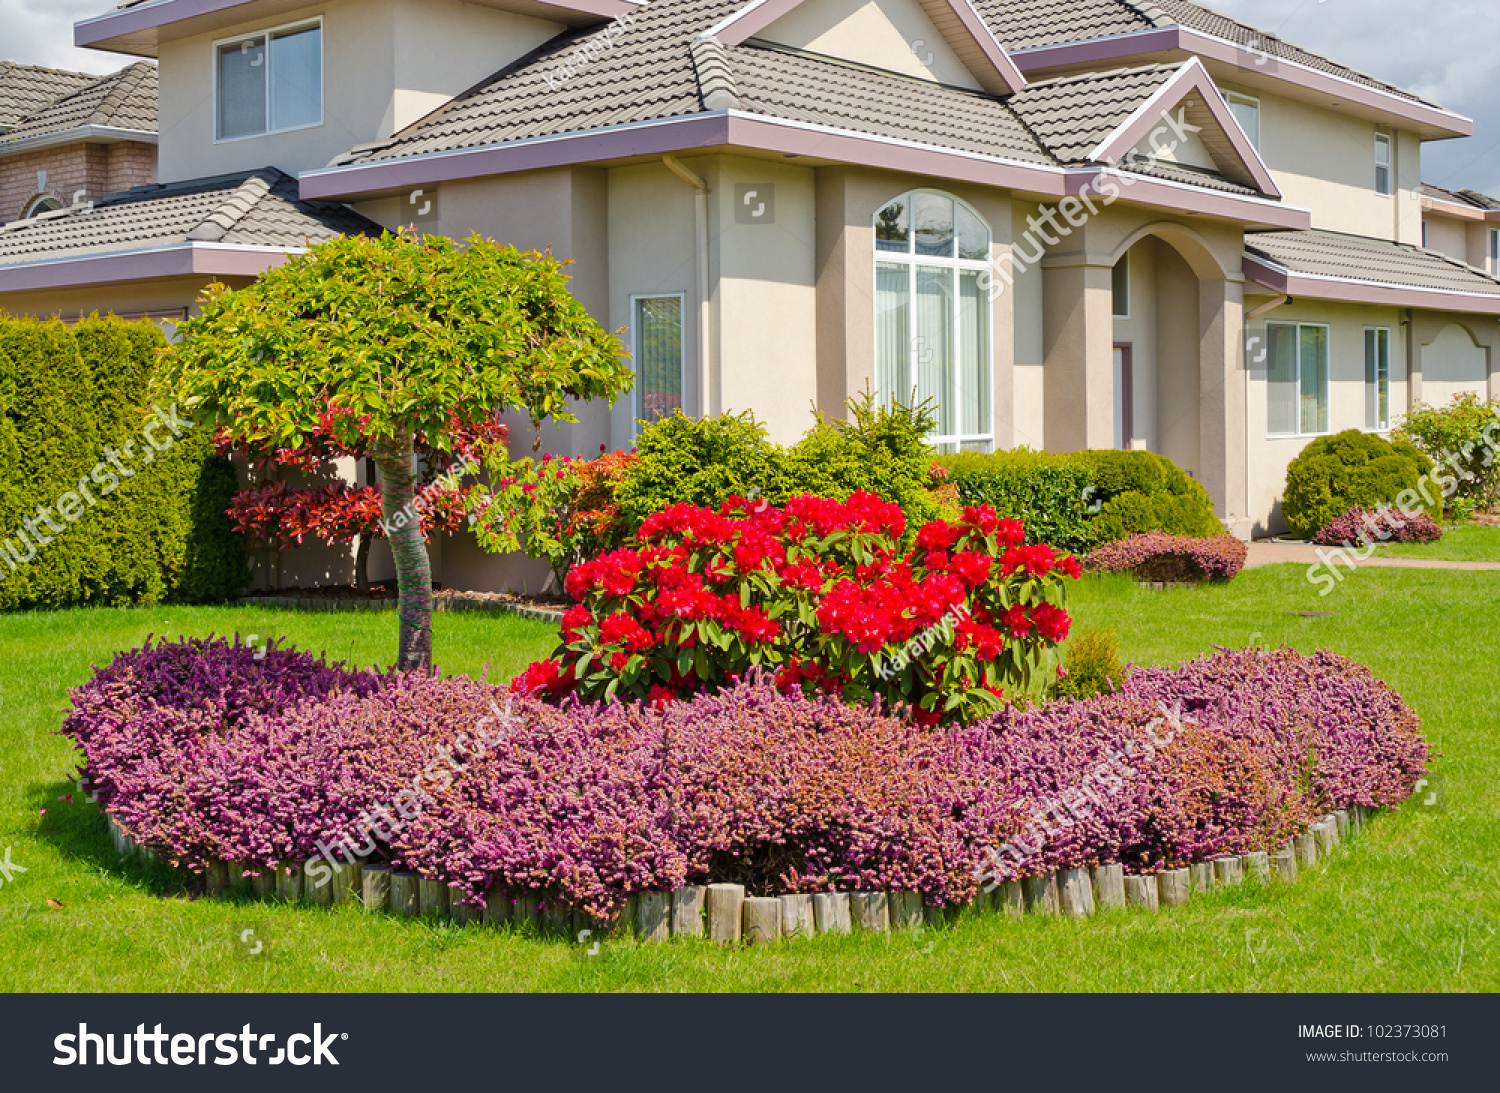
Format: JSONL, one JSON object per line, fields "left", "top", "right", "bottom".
{"left": 1421, "top": 215, "right": 1470, "bottom": 264}
{"left": 1009, "top": 201, "right": 1045, "bottom": 450}
{"left": 156, "top": 0, "right": 561, "bottom": 183}
{"left": 1244, "top": 299, "right": 1408, "bottom": 534}
{"left": 1220, "top": 82, "right": 1421, "bottom": 244}
{"left": 760, "top": 0, "right": 981, "bottom": 89}
{"left": 1418, "top": 320, "right": 1491, "bottom": 407}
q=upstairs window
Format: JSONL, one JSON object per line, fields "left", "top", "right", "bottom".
{"left": 216, "top": 20, "right": 323, "bottom": 141}
{"left": 874, "top": 190, "right": 992, "bottom": 453}
{"left": 1226, "top": 92, "right": 1261, "bottom": 151}
{"left": 1374, "top": 133, "right": 1392, "bottom": 196}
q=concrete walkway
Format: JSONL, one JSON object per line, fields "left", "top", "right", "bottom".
{"left": 1245, "top": 541, "right": 1500, "bottom": 571}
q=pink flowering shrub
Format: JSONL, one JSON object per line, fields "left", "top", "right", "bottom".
{"left": 515, "top": 492, "right": 1083, "bottom": 724}
{"left": 1085, "top": 533, "right": 1248, "bottom": 582}
{"left": 1313, "top": 507, "right": 1443, "bottom": 547}
{"left": 63, "top": 640, "right": 1429, "bottom": 915}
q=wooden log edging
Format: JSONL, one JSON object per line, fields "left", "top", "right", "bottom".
{"left": 101, "top": 804, "right": 1382, "bottom": 946}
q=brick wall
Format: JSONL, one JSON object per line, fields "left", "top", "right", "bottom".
{"left": 0, "top": 139, "right": 157, "bottom": 224}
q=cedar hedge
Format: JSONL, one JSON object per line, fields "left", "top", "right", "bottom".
{"left": 0, "top": 315, "right": 247, "bottom": 609}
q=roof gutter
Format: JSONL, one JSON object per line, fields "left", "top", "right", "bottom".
{"left": 1243, "top": 252, "right": 1500, "bottom": 314}
{"left": 0, "top": 241, "right": 300, "bottom": 294}
{"left": 0, "top": 125, "right": 157, "bottom": 157}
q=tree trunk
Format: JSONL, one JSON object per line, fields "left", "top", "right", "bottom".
{"left": 371, "top": 434, "right": 433, "bottom": 671}
{"left": 354, "top": 533, "right": 372, "bottom": 595}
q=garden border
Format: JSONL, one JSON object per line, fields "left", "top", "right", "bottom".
{"left": 98, "top": 791, "right": 1373, "bottom": 946}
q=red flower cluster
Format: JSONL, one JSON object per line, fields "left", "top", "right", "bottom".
{"left": 516, "top": 491, "right": 1082, "bottom": 724}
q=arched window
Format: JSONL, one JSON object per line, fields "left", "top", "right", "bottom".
{"left": 874, "top": 190, "right": 992, "bottom": 452}
{"left": 23, "top": 195, "right": 64, "bottom": 218}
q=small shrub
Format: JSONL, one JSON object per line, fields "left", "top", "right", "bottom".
{"left": 1282, "top": 430, "right": 1435, "bottom": 538}
{"left": 64, "top": 642, "right": 1429, "bottom": 913}
{"left": 1052, "top": 627, "right": 1126, "bottom": 701}
{"left": 615, "top": 411, "right": 785, "bottom": 528}
{"left": 1086, "top": 533, "right": 1248, "bottom": 582}
{"left": 1395, "top": 392, "right": 1500, "bottom": 514}
{"left": 515, "top": 493, "right": 1082, "bottom": 724}
{"left": 1313, "top": 507, "right": 1443, "bottom": 547}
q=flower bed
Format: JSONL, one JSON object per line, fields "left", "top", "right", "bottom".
{"left": 64, "top": 640, "right": 1428, "bottom": 919}
{"left": 1085, "top": 533, "right": 1248, "bottom": 583}
{"left": 1312, "top": 507, "right": 1443, "bottom": 547}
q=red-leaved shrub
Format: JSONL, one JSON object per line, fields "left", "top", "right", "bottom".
{"left": 1086, "top": 533, "right": 1247, "bottom": 582}
{"left": 514, "top": 492, "right": 1082, "bottom": 724}
{"left": 1313, "top": 506, "right": 1443, "bottom": 547}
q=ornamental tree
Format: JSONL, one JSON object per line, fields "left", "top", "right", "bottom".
{"left": 160, "top": 231, "right": 632, "bottom": 670}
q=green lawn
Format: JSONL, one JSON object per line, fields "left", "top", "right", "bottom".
{"left": 1380, "top": 524, "right": 1500, "bottom": 562}
{"left": 1, "top": 566, "right": 1495, "bottom": 992}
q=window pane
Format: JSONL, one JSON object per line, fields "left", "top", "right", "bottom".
{"left": 1112, "top": 254, "right": 1130, "bottom": 317}
{"left": 269, "top": 26, "right": 322, "bottom": 131}
{"left": 876, "top": 198, "right": 909, "bottom": 253}
{"left": 915, "top": 267, "right": 954, "bottom": 435}
{"left": 912, "top": 192, "right": 954, "bottom": 258}
{"left": 217, "top": 37, "right": 267, "bottom": 139}
{"left": 1365, "top": 328, "right": 1390, "bottom": 430}
{"left": 1300, "top": 325, "right": 1328, "bottom": 435}
{"left": 634, "top": 297, "right": 682, "bottom": 421}
{"left": 958, "top": 270, "right": 989, "bottom": 437}
{"left": 1229, "top": 97, "right": 1260, "bottom": 150}
{"left": 1267, "top": 324, "right": 1298, "bottom": 435}
{"left": 1378, "top": 330, "right": 1390, "bottom": 428}
{"left": 956, "top": 204, "right": 988, "bottom": 260}
{"left": 875, "top": 263, "right": 910, "bottom": 405}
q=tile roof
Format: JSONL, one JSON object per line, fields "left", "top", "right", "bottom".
{"left": 0, "top": 168, "right": 379, "bottom": 266}
{"left": 0, "top": 61, "right": 97, "bottom": 130}
{"left": 1456, "top": 189, "right": 1500, "bottom": 212}
{"left": 1246, "top": 230, "right": 1500, "bottom": 298}
{"left": 2, "top": 62, "right": 157, "bottom": 143}
{"left": 1419, "top": 182, "right": 1482, "bottom": 207}
{"left": 1007, "top": 64, "right": 1178, "bottom": 163}
{"left": 976, "top": 0, "right": 1438, "bottom": 107}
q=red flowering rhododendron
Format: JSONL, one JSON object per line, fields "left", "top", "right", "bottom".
{"left": 516, "top": 492, "right": 1082, "bottom": 722}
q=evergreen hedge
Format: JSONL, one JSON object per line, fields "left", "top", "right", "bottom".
{"left": 0, "top": 315, "right": 247, "bottom": 609}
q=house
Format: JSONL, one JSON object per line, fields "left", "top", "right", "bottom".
{"left": 0, "top": 60, "right": 158, "bottom": 225}
{"left": 1, "top": 0, "right": 1497, "bottom": 590}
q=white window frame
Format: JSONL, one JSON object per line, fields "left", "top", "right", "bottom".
{"left": 629, "top": 291, "right": 687, "bottom": 434}
{"left": 1225, "top": 91, "right": 1261, "bottom": 151}
{"left": 1112, "top": 251, "right": 1130, "bottom": 318}
{"left": 872, "top": 189, "right": 994, "bottom": 453}
{"left": 1364, "top": 325, "right": 1391, "bottom": 432}
{"left": 1266, "top": 320, "right": 1332, "bottom": 439}
{"left": 213, "top": 17, "right": 325, "bottom": 144}
{"left": 1374, "top": 133, "right": 1393, "bottom": 197}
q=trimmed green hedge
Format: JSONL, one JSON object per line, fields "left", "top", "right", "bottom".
{"left": 937, "top": 448, "right": 1222, "bottom": 553}
{"left": 0, "top": 315, "right": 247, "bottom": 610}
{"left": 1282, "top": 430, "right": 1437, "bottom": 539}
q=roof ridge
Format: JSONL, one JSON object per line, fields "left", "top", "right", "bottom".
{"left": 692, "top": 36, "right": 739, "bottom": 110}
{"left": 88, "top": 61, "right": 153, "bottom": 128}
{"left": 1017, "top": 60, "right": 1184, "bottom": 91}
{"left": 1113, "top": 0, "right": 1176, "bottom": 30}
{"left": 187, "top": 169, "right": 282, "bottom": 242}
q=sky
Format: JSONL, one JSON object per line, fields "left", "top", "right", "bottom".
{"left": 2, "top": 0, "right": 1499, "bottom": 194}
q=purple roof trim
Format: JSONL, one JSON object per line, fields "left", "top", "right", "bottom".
{"left": 1243, "top": 252, "right": 1500, "bottom": 314}
{"left": 1011, "top": 26, "right": 1472, "bottom": 139}
{"left": 1070, "top": 170, "right": 1308, "bottom": 231}
{"left": 0, "top": 242, "right": 289, "bottom": 293}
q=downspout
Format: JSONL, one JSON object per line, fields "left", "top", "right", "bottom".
{"left": 663, "top": 154, "right": 712, "bottom": 417}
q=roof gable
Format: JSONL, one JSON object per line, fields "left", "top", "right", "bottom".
{"left": 708, "top": 0, "right": 1025, "bottom": 94}
{"left": 1089, "top": 58, "right": 1277, "bottom": 196}
{"left": 2, "top": 62, "right": 157, "bottom": 144}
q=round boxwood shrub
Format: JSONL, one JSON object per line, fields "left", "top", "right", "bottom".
{"left": 1282, "top": 430, "right": 1436, "bottom": 539}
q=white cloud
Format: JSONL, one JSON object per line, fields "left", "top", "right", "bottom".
{"left": 0, "top": 0, "right": 140, "bottom": 75}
